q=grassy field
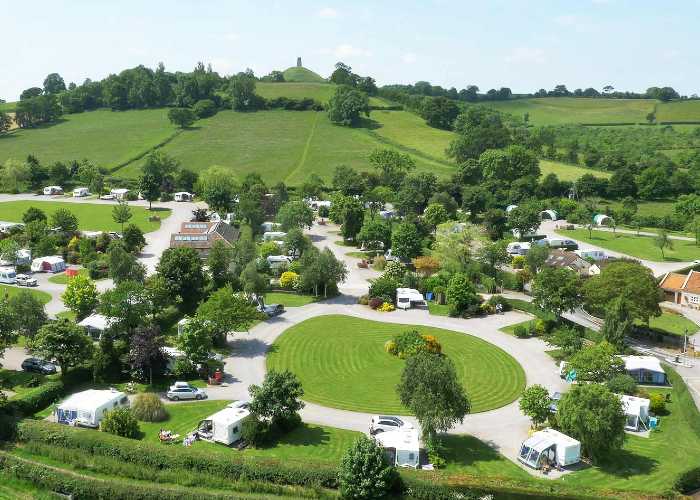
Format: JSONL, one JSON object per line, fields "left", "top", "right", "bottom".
{"left": 602, "top": 199, "right": 675, "bottom": 218}
{"left": 656, "top": 100, "right": 700, "bottom": 122}
{"left": 646, "top": 311, "right": 699, "bottom": 336}
{"left": 267, "top": 314, "right": 525, "bottom": 414}
{"left": 281, "top": 66, "right": 326, "bottom": 83}
{"left": 540, "top": 159, "right": 611, "bottom": 181}
{"left": 556, "top": 228, "right": 700, "bottom": 262}
{"left": 0, "top": 284, "right": 51, "bottom": 304}
{"left": 0, "top": 369, "right": 48, "bottom": 397}
{"left": 482, "top": 97, "right": 657, "bottom": 125}
{"left": 370, "top": 109, "right": 453, "bottom": 160}
{"left": 0, "top": 109, "right": 176, "bottom": 169}
{"left": 47, "top": 268, "right": 89, "bottom": 284}
{"left": 0, "top": 200, "right": 168, "bottom": 233}
{"left": 0, "top": 475, "right": 59, "bottom": 500}
{"left": 138, "top": 400, "right": 230, "bottom": 443}
{"left": 115, "top": 110, "right": 453, "bottom": 183}
{"left": 257, "top": 82, "right": 335, "bottom": 102}
{"left": 264, "top": 291, "right": 318, "bottom": 307}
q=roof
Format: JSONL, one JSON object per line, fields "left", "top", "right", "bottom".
{"left": 396, "top": 288, "right": 424, "bottom": 300}
{"left": 78, "top": 313, "right": 114, "bottom": 331}
{"left": 545, "top": 250, "right": 590, "bottom": 271}
{"left": 170, "top": 221, "right": 239, "bottom": 251}
{"left": 33, "top": 255, "right": 64, "bottom": 264}
{"left": 620, "top": 355, "right": 664, "bottom": 374}
{"left": 659, "top": 272, "right": 688, "bottom": 291}
{"left": 208, "top": 406, "right": 250, "bottom": 426}
{"left": 58, "top": 389, "right": 124, "bottom": 409}
{"left": 111, "top": 188, "right": 129, "bottom": 193}
{"left": 174, "top": 192, "right": 192, "bottom": 196}
{"left": 375, "top": 428, "right": 420, "bottom": 451}
{"left": 683, "top": 270, "right": 700, "bottom": 294}
{"left": 620, "top": 395, "right": 650, "bottom": 416}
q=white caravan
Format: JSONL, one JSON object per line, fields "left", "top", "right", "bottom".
{"left": 374, "top": 428, "right": 421, "bottom": 468}
{"left": 55, "top": 389, "right": 128, "bottom": 428}
{"left": 518, "top": 428, "right": 581, "bottom": 469}
{"left": 396, "top": 288, "right": 426, "bottom": 310}
{"left": 197, "top": 406, "right": 251, "bottom": 445}
{"left": 73, "top": 187, "right": 89, "bottom": 197}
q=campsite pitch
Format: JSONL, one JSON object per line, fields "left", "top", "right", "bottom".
{"left": 267, "top": 314, "right": 526, "bottom": 414}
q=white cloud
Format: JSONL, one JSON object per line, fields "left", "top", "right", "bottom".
{"left": 317, "top": 7, "right": 339, "bottom": 19}
{"left": 319, "top": 44, "right": 371, "bottom": 58}
{"left": 505, "top": 47, "right": 546, "bottom": 65}
{"left": 222, "top": 32, "right": 240, "bottom": 42}
{"left": 209, "top": 58, "right": 234, "bottom": 74}
{"left": 402, "top": 53, "right": 417, "bottom": 64}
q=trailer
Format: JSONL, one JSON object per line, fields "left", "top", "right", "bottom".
{"left": 518, "top": 428, "right": 581, "bottom": 469}
{"left": 55, "top": 389, "right": 128, "bottom": 428}
{"left": 0, "top": 267, "right": 17, "bottom": 284}
{"left": 43, "top": 186, "right": 63, "bottom": 195}
{"left": 31, "top": 255, "right": 66, "bottom": 273}
{"left": 197, "top": 406, "right": 251, "bottom": 445}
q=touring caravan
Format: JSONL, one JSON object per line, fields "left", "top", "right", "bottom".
{"left": 31, "top": 255, "right": 66, "bottom": 273}
{"left": 73, "top": 187, "right": 89, "bottom": 197}
{"left": 263, "top": 231, "right": 287, "bottom": 241}
{"left": 518, "top": 428, "right": 581, "bottom": 469}
{"left": 110, "top": 188, "right": 129, "bottom": 200}
{"left": 0, "top": 267, "right": 17, "bottom": 284}
{"left": 55, "top": 389, "right": 128, "bottom": 428}
{"left": 43, "top": 186, "right": 63, "bottom": 195}
{"left": 396, "top": 288, "right": 427, "bottom": 310}
{"left": 621, "top": 395, "right": 650, "bottom": 431}
{"left": 267, "top": 255, "right": 292, "bottom": 270}
{"left": 197, "top": 406, "right": 251, "bottom": 445}
{"left": 507, "top": 241, "right": 531, "bottom": 256}
{"left": 374, "top": 428, "right": 421, "bottom": 468}
{"left": 174, "top": 192, "right": 193, "bottom": 202}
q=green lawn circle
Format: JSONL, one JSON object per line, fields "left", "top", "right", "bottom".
{"left": 267, "top": 315, "right": 526, "bottom": 414}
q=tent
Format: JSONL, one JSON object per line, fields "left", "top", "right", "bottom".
{"left": 621, "top": 395, "right": 650, "bottom": 431}
{"left": 197, "top": 406, "right": 250, "bottom": 445}
{"left": 593, "top": 214, "right": 613, "bottom": 226}
{"left": 78, "top": 313, "right": 114, "bottom": 339}
{"left": 56, "top": 389, "right": 128, "bottom": 428}
{"left": 540, "top": 209, "right": 559, "bottom": 221}
{"left": 518, "top": 428, "right": 581, "bottom": 469}
{"left": 31, "top": 255, "right": 66, "bottom": 273}
{"left": 396, "top": 288, "right": 426, "bottom": 310}
{"left": 620, "top": 356, "right": 667, "bottom": 384}
{"left": 374, "top": 428, "right": 421, "bottom": 468}
{"left": 506, "top": 204, "right": 518, "bottom": 213}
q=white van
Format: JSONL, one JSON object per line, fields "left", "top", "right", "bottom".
{"left": 0, "top": 267, "right": 17, "bottom": 284}
{"left": 507, "top": 242, "right": 531, "bottom": 256}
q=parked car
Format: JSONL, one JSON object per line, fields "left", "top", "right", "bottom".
{"left": 21, "top": 357, "right": 57, "bottom": 374}
{"left": 16, "top": 274, "right": 38, "bottom": 287}
{"left": 227, "top": 399, "right": 251, "bottom": 410}
{"left": 369, "top": 415, "right": 411, "bottom": 435}
{"left": 258, "top": 303, "right": 285, "bottom": 318}
{"left": 166, "top": 382, "right": 207, "bottom": 401}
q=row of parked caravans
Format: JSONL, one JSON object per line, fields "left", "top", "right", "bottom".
{"left": 43, "top": 186, "right": 195, "bottom": 202}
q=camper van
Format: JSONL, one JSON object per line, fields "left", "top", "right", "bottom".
{"left": 43, "top": 186, "right": 63, "bottom": 195}
{"left": 518, "top": 428, "right": 581, "bottom": 469}
{"left": 197, "top": 406, "right": 250, "bottom": 445}
{"left": 73, "top": 187, "right": 89, "bottom": 197}
{"left": 0, "top": 267, "right": 17, "bottom": 284}
{"left": 55, "top": 389, "right": 128, "bottom": 428}
{"left": 374, "top": 428, "right": 421, "bottom": 468}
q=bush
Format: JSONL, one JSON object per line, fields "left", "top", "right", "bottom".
{"left": 100, "top": 407, "right": 140, "bottom": 439}
{"left": 279, "top": 271, "right": 299, "bottom": 290}
{"left": 514, "top": 325, "right": 529, "bottom": 338}
{"left": 389, "top": 330, "right": 441, "bottom": 358}
{"left": 172, "top": 358, "right": 197, "bottom": 379}
{"left": 318, "top": 205, "right": 329, "bottom": 218}
{"left": 339, "top": 435, "right": 398, "bottom": 500}
{"left": 384, "top": 340, "right": 398, "bottom": 355}
{"left": 486, "top": 295, "right": 512, "bottom": 312}
{"left": 649, "top": 393, "right": 666, "bottom": 414}
{"left": 131, "top": 393, "right": 168, "bottom": 422}
{"left": 4, "top": 380, "right": 64, "bottom": 417}
{"left": 368, "top": 275, "right": 399, "bottom": 301}
{"left": 86, "top": 258, "right": 109, "bottom": 279}
{"left": 357, "top": 294, "right": 369, "bottom": 305}
{"left": 378, "top": 302, "right": 395, "bottom": 312}
{"left": 606, "top": 374, "right": 638, "bottom": 395}
{"left": 675, "top": 466, "right": 700, "bottom": 494}
{"left": 241, "top": 415, "right": 275, "bottom": 447}
{"left": 192, "top": 99, "right": 217, "bottom": 118}
{"left": 372, "top": 255, "right": 387, "bottom": 271}
{"left": 368, "top": 297, "right": 383, "bottom": 309}
{"left": 511, "top": 255, "right": 526, "bottom": 269}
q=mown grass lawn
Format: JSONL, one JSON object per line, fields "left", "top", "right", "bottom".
{"left": 264, "top": 291, "right": 318, "bottom": 307}
{"left": 0, "top": 108, "right": 175, "bottom": 169}
{"left": 539, "top": 159, "right": 611, "bottom": 182}
{"left": 0, "top": 200, "right": 168, "bottom": 233}
{"left": 267, "top": 315, "right": 525, "bottom": 414}
{"left": 427, "top": 301, "right": 450, "bottom": 316}
{"left": 645, "top": 311, "right": 699, "bottom": 336}
{"left": 0, "top": 369, "right": 48, "bottom": 396}
{"left": 139, "top": 400, "right": 230, "bottom": 443}
{"left": 48, "top": 268, "right": 90, "bottom": 284}
{"left": 0, "top": 284, "right": 51, "bottom": 304}
{"left": 556, "top": 228, "right": 700, "bottom": 262}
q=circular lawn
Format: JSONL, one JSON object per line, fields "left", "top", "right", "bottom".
{"left": 267, "top": 315, "right": 525, "bottom": 414}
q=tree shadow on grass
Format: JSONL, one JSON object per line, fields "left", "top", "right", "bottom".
{"left": 440, "top": 434, "right": 505, "bottom": 467}
{"left": 256, "top": 424, "right": 331, "bottom": 450}
{"left": 356, "top": 117, "right": 382, "bottom": 130}
{"left": 594, "top": 449, "right": 658, "bottom": 478}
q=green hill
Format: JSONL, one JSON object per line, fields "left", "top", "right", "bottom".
{"left": 258, "top": 82, "right": 336, "bottom": 103}
{"left": 282, "top": 66, "right": 326, "bottom": 83}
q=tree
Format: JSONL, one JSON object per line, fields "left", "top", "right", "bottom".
{"left": 249, "top": 370, "right": 305, "bottom": 424}
{"left": 99, "top": 280, "right": 151, "bottom": 337}
{"left": 7, "top": 291, "right": 47, "bottom": 338}
{"left": 229, "top": 72, "right": 260, "bottom": 111}
{"left": 423, "top": 203, "right": 448, "bottom": 231}
{"left": 107, "top": 242, "right": 145, "bottom": 284}
{"left": 50, "top": 208, "right": 78, "bottom": 233}
{"left": 525, "top": 243, "right": 549, "bottom": 273}
{"left": 546, "top": 326, "right": 583, "bottom": 358}
{"left": 284, "top": 227, "right": 309, "bottom": 258}
{"left": 22, "top": 206, "right": 46, "bottom": 224}
{"left": 177, "top": 316, "right": 214, "bottom": 362}
{"left": 557, "top": 384, "right": 625, "bottom": 463}
{"left": 167, "top": 107, "right": 196, "bottom": 128}
{"left": 139, "top": 172, "right": 161, "bottom": 209}
{"left": 339, "top": 436, "right": 397, "bottom": 500}
{"left": 583, "top": 261, "right": 661, "bottom": 322}
{"left": 391, "top": 222, "right": 422, "bottom": 261}
{"left": 122, "top": 224, "right": 146, "bottom": 253}
{"left": 0, "top": 239, "right": 20, "bottom": 265}
{"left": 49, "top": 161, "right": 70, "bottom": 186}
{"left": 477, "top": 240, "right": 509, "bottom": 277}
{"left": 606, "top": 374, "right": 638, "bottom": 396}
{"left": 519, "top": 384, "right": 551, "bottom": 427}
{"left": 193, "top": 99, "right": 217, "bottom": 118}
{"left": 207, "top": 240, "right": 234, "bottom": 288}
{"left": 412, "top": 256, "right": 440, "bottom": 277}
{"left": 479, "top": 145, "right": 540, "bottom": 186}
{"left": 568, "top": 341, "right": 625, "bottom": 383}
{"left": 483, "top": 208, "right": 507, "bottom": 240}
{"left": 357, "top": 216, "right": 391, "bottom": 251}
{"left": 340, "top": 197, "right": 365, "bottom": 241}
{"left": 446, "top": 273, "right": 481, "bottom": 316}
{"left": 369, "top": 149, "right": 416, "bottom": 191}
{"left": 421, "top": 96, "right": 460, "bottom": 130}
{"left": 100, "top": 407, "right": 140, "bottom": 439}
{"left": 398, "top": 351, "right": 470, "bottom": 439}
{"left": 0, "top": 111, "right": 12, "bottom": 135}
{"left": 327, "top": 85, "right": 369, "bottom": 126}
{"left": 196, "top": 166, "right": 237, "bottom": 214}
{"left": 446, "top": 106, "right": 511, "bottom": 162}
{"left": 112, "top": 201, "right": 132, "bottom": 233}
{"left": 240, "top": 261, "right": 267, "bottom": 296}
{"left": 508, "top": 204, "right": 541, "bottom": 240}
{"left": 0, "top": 298, "right": 16, "bottom": 360}
{"left": 196, "top": 286, "right": 261, "bottom": 344}
{"left": 129, "top": 325, "right": 166, "bottom": 384}
{"left": 600, "top": 297, "right": 633, "bottom": 350}
{"left": 532, "top": 267, "right": 582, "bottom": 319}
{"left": 29, "top": 319, "right": 93, "bottom": 374}
{"left": 277, "top": 201, "right": 314, "bottom": 231}
{"left": 43, "top": 73, "right": 66, "bottom": 94}
{"left": 654, "top": 229, "right": 673, "bottom": 260}
{"left": 62, "top": 275, "right": 99, "bottom": 320}
{"left": 156, "top": 247, "right": 207, "bottom": 311}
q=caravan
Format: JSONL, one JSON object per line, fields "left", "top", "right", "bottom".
{"left": 374, "top": 428, "right": 421, "bottom": 468}
{"left": 0, "top": 267, "right": 17, "bottom": 284}
{"left": 396, "top": 288, "right": 426, "bottom": 310}
{"left": 55, "top": 389, "right": 128, "bottom": 428}
{"left": 73, "top": 187, "right": 89, "bottom": 197}
{"left": 197, "top": 406, "right": 251, "bottom": 445}
{"left": 174, "top": 192, "right": 193, "bottom": 202}
{"left": 518, "top": 428, "right": 581, "bottom": 469}
{"left": 43, "top": 186, "right": 63, "bottom": 195}
{"left": 31, "top": 255, "right": 66, "bottom": 273}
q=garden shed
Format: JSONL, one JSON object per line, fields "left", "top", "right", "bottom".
{"left": 374, "top": 428, "right": 421, "bottom": 468}
{"left": 540, "top": 209, "right": 559, "bottom": 221}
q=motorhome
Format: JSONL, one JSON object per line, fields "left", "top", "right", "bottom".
{"left": 197, "top": 406, "right": 251, "bottom": 445}
{"left": 55, "top": 389, "right": 128, "bottom": 428}
{"left": 73, "top": 187, "right": 89, "bottom": 197}
{"left": 518, "top": 428, "right": 581, "bottom": 469}
{"left": 0, "top": 267, "right": 17, "bottom": 284}
{"left": 396, "top": 288, "right": 426, "bottom": 310}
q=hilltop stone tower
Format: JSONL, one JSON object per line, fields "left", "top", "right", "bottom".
{"left": 296, "top": 57, "right": 302, "bottom": 68}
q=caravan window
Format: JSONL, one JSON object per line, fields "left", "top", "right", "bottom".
{"left": 398, "top": 298, "right": 410, "bottom": 304}
{"left": 233, "top": 426, "right": 239, "bottom": 433}
{"left": 120, "top": 396, "right": 128, "bottom": 405}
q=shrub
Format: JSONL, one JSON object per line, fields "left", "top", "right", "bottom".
{"left": 339, "top": 435, "right": 398, "bottom": 499}
{"left": 382, "top": 260, "right": 405, "bottom": 280}
{"left": 649, "top": 393, "right": 666, "bottom": 414}
{"left": 511, "top": 255, "right": 526, "bottom": 269}
{"left": 514, "top": 325, "right": 529, "bottom": 338}
{"left": 279, "top": 271, "right": 299, "bottom": 290}
{"left": 241, "top": 415, "right": 275, "bottom": 447}
{"left": 172, "top": 358, "right": 197, "bottom": 379}
{"left": 357, "top": 294, "right": 369, "bottom": 305}
{"left": 193, "top": 99, "right": 217, "bottom": 118}
{"left": 378, "top": 302, "right": 395, "bottom": 312}
{"left": 368, "top": 275, "right": 399, "bottom": 301}
{"left": 372, "top": 255, "right": 387, "bottom": 271}
{"left": 87, "top": 259, "right": 109, "bottom": 279}
{"left": 421, "top": 335, "right": 441, "bottom": 354}
{"left": 384, "top": 340, "right": 398, "bottom": 355}
{"left": 131, "top": 393, "right": 168, "bottom": 422}
{"left": 368, "top": 297, "right": 383, "bottom": 309}
{"left": 390, "top": 330, "right": 442, "bottom": 358}
{"left": 318, "top": 205, "right": 329, "bottom": 218}
{"left": 100, "top": 407, "right": 140, "bottom": 439}
{"left": 606, "top": 374, "right": 637, "bottom": 395}
{"left": 486, "top": 295, "right": 512, "bottom": 312}
{"left": 675, "top": 466, "right": 700, "bottom": 494}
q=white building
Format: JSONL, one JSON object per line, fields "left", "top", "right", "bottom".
{"left": 620, "top": 356, "right": 667, "bottom": 384}
{"left": 197, "top": 406, "right": 251, "bottom": 445}
{"left": 518, "top": 428, "right": 581, "bottom": 469}
{"left": 55, "top": 389, "right": 128, "bottom": 428}
{"left": 374, "top": 428, "right": 421, "bottom": 468}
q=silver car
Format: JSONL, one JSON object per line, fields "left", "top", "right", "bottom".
{"left": 369, "top": 415, "right": 410, "bottom": 435}
{"left": 166, "top": 383, "right": 207, "bottom": 401}
{"left": 16, "top": 274, "right": 38, "bottom": 287}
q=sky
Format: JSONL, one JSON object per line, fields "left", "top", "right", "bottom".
{"left": 2, "top": 0, "right": 699, "bottom": 101}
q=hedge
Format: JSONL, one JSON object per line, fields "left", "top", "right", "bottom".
{"left": 4, "top": 380, "right": 64, "bottom": 417}
{"left": 665, "top": 366, "right": 700, "bottom": 493}
{"left": 0, "top": 452, "right": 235, "bottom": 500}
{"left": 16, "top": 420, "right": 340, "bottom": 489}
